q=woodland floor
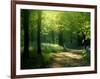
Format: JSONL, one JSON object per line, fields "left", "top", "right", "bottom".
{"left": 48, "top": 50, "right": 86, "bottom": 67}
{"left": 21, "top": 49, "right": 88, "bottom": 69}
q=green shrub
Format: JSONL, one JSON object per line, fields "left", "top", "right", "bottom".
{"left": 82, "top": 49, "right": 90, "bottom": 65}
{"left": 41, "top": 43, "right": 64, "bottom": 53}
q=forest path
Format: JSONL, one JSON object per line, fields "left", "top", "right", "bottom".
{"left": 49, "top": 51, "right": 85, "bottom": 67}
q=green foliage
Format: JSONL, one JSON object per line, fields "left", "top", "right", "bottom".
{"left": 21, "top": 9, "right": 91, "bottom": 69}
{"left": 41, "top": 43, "right": 64, "bottom": 53}
{"left": 42, "top": 53, "right": 52, "bottom": 67}
{"left": 82, "top": 49, "right": 90, "bottom": 65}
{"left": 21, "top": 10, "right": 90, "bottom": 49}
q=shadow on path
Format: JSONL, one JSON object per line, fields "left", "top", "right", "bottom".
{"left": 48, "top": 51, "right": 86, "bottom": 67}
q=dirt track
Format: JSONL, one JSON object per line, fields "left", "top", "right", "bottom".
{"left": 49, "top": 52, "right": 85, "bottom": 67}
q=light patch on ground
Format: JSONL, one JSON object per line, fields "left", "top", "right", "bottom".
{"left": 49, "top": 52, "right": 85, "bottom": 67}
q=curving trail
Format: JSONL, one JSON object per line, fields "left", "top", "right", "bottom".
{"left": 49, "top": 52, "right": 86, "bottom": 67}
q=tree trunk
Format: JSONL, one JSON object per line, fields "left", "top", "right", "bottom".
{"left": 52, "top": 30, "right": 55, "bottom": 43}
{"left": 70, "top": 32, "right": 73, "bottom": 44}
{"left": 37, "top": 11, "right": 42, "bottom": 56}
{"left": 23, "top": 10, "right": 30, "bottom": 58}
{"left": 37, "top": 11, "right": 44, "bottom": 67}
{"left": 58, "top": 30, "right": 63, "bottom": 46}
{"left": 82, "top": 32, "right": 86, "bottom": 49}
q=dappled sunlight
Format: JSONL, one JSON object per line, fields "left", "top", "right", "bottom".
{"left": 51, "top": 52, "right": 82, "bottom": 60}
{"left": 21, "top": 9, "right": 90, "bottom": 69}
{"left": 49, "top": 51, "right": 85, "bottom": 67}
